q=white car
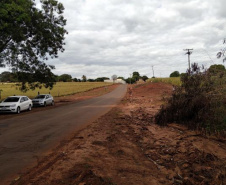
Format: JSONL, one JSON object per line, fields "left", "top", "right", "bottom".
{"left": 0, "top": 96, "right": 33, "bottom": 114}
{"left": 32, "top": 94, "right": 54, "bottom": 107}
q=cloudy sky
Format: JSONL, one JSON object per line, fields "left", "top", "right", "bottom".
{"left": 25, "top": 0, "right": 226, "bottom": 79}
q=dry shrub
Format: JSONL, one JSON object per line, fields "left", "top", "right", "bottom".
{"left": 155, "top": 63, "right": 226, "bottom": 135}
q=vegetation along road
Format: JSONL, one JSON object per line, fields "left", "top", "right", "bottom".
{"left": 0, "top": 84, "right": 127, "bottom": 184}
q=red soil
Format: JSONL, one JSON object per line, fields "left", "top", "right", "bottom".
{"left": 11, "top": 82, "right": 226, "bottom": 185}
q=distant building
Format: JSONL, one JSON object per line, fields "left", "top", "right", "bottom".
{"left": 104, "top": 79, "right": 126, "bottom": 84}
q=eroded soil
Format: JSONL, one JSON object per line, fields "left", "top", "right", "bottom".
{"left": 11, "top": 82, "right": 226, "bottom": 185}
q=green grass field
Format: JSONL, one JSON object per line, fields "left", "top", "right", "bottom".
{"left": 147, "top": 77, "right": 181, "bottom": 86}
{"left": 0, "top": 82, "right": 112, "bottom": 100}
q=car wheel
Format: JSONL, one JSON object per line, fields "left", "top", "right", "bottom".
{"left": 16, "top": 107, "right": 20, "bottom": 114}
{"left": 51, "top": 101, "right": 54, "bottom": 106}
{"left": 28, "top": 105, "right": 31, "bottom": 111}
{"left": 44, "top": 102, "right": 46, "bottom": 107}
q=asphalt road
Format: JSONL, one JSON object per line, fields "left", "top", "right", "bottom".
{"left": 0, "top": 84, "right": 127, "bottom": 184}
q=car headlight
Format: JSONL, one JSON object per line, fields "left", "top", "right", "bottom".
{"left": 10, "top": 104, "right": 16, "bottom": 107}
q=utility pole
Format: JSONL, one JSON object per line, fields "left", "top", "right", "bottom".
{"left": 152, "top": 65, "right": 155, "bottom": 78}
{"left": 184, "top": 49, "right": 193, "bottom": 73}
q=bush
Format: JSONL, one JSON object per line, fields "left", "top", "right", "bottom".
{"left": 170, "top": 71, "right": 180, "bottom": 77}
{"left": 125, "top": 77, "right": 136, "bottom": 84}
{"left": 155, "top": 63, "right": 226, "bottom": 135}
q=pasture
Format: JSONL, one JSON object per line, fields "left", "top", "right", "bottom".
{"left": 147, "top": 77, "right": 181, "bottom": 86}
{"left": 0, "top": 82, "right": 112, "bottom": 100}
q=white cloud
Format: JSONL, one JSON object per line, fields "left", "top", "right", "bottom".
{"left": 1, "top": 0, "right": 225, "bottom": 79}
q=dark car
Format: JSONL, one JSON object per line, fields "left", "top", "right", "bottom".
{"left": 32, "top": 94, "right": 54, "bottom": 107}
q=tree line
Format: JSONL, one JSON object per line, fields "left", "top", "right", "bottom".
{"left": 169, "top": 64, "right": 226, "bottom": 77}
{"left": 0, "top": 71, "right": 150, "bottom": 84}
{"left": 0, "top": 72, "right": 109, "bottom": 83}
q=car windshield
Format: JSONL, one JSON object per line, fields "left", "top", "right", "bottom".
{"left": 4, "top": 97, "right": 20, "bottom": 102}
{"left": 35, "top": 95, "right": 46, "bottom": 99}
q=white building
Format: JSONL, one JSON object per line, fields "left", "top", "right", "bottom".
{"left": 104, "top": 79, "right": 126, "bottom": 84}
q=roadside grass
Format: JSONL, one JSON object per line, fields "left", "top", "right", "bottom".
{"left": 0, "top": 82, "right": 112, "bottom": 100}
{"left": 147, "top": 77, "right": 181, "bottom": 86}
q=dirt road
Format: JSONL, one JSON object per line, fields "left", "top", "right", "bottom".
{"left": 0, "top": 84, "right": 127, "bottom": 184}
{"left": 11, "top": 82, "right": 226, "bottom": 185}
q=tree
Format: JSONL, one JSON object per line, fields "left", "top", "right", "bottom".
{"left": 141, "top": 75, "right": 148, "bottom": 81}
{"left": 0, "top": 0, "right": 67, "bottom": 91}
{"left": 82, "top": 75, "right": 87, "bottom": 82}
{"left": 0, "top": 71, "right": 11, "bottom": 82}
{"left": 95, "top": 77, "right": 109, "bottom": 82}
{"left": 54, "top": 75, "right": 59, "bottom": 82}
{"left": 208, "top": 64, "right": 225, "bottom": 74}
{"left": 58, "top": 74, "right": 72, "bottom": 82}
{"left": 217, "top": 39, "right": 226, "bottom": 63}
{"left": 132, "top": 71, "right": 140, "bottom": 81}
{"left": 170, "top": 71, "right": 180, "bottom": 77}
{"left": 111, "top": 75, "right": 117, "bottom": 83}
{"left": 125, "top": 77, "right": 136, "bottom": 84}
{"left": 0, "top": 71, "right": 18, "bottom": 82}
{"left": 180, "top": 73, "right": 186, "bottom": 79}
{"left": 73, "top": 78, "right": 78, "bottom": 82}
{"left": 87, "top": 79, "right": 95, "bottom": 82}
{"left": 117, "top": 76, "right": 125, "bottom": 80}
